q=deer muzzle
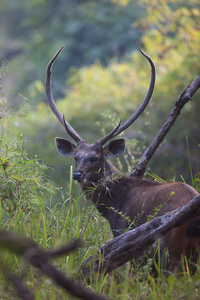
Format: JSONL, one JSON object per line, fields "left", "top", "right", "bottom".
{"left": 72, "top": 170, "right": 85, "bottom": 183}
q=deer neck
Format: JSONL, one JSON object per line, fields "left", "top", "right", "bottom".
{"left": 104, "top": 160, "right": 121, "bottom": 178}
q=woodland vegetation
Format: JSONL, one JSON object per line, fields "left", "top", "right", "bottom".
{"left": 0, "top": 0, "right": 200, "bottom": 298}
{"left": 1, "top": 0, "right": 199, "bottom": 197}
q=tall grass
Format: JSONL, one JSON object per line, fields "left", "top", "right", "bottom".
{"left": 0, "top": 169, "right": 200, "bottom": 299}
{"left": 1, "top": 100, "right": 200, "bottom": 299}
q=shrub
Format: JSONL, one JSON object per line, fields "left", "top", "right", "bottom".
{"left": 0, "top": 63, "right": 48, "bottom": 213}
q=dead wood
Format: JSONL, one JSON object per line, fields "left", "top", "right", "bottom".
{"left": 0, "top": 232, "right": 108, "bottom": 300}
{"left": 81, "top": 194, "right": 200, "bottom": 277}
{"left": 130, "top": 74, "right": 200, "bottom": 177}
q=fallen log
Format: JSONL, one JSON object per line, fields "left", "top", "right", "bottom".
{"left": 81, "top": 194, "right": 200, "bottom": 276}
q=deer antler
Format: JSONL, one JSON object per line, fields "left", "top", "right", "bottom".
{"left": 100, "top": 49, "right": 156, "bottom": 144}
{"left": 46, "top": 47, "right": 155, "bottom": 145}
{"left": 131, "top": 73, "right": 200, "bottom": 177}
{"left": 99, "top": 120, "right": 122, "bottom": 145}
{"left": 45, "top": 47, "right": 82, "bottom": 143}
{"left": 115, "top": 49, "right": 155, "bottom": 136}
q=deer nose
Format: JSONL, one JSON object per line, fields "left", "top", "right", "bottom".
{"left": 72, "top": 171, "right": 84, "bottom": 182}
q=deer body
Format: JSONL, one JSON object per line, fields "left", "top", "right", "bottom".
{"left": 45, "top": 47, "right": 200, "bottom": 263}
{"left": 55, "top": 138, "right": 200, "bottom": 260}
{"left": 87, "top": 175, "right": 198, "bottom": 238}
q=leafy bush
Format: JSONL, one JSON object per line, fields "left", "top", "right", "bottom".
{"left": 0, "top": 64, "right": 49, "bottom": 213}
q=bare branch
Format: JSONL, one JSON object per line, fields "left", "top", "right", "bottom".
{"left": 0, "top": 234, "right": 107, "bottom": 300}
{"left": 37, "top": 260, "right": 108, "bottom": 300}
{"left": 130, "top": 74, "right": 200, "bottom": 177}
{"left": 81, "top": 194, "right": 200, "bottom": 276}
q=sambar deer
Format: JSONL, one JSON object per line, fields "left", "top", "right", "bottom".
{"left": 45, "top": 47, "right": 200, "bottom": 263}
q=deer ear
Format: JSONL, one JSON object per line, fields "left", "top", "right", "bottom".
{"left": 55, "top": 138, "right": 77, "bottom": 157}
{"left": 104, "top": 138, "right": 125, "bottom": 158}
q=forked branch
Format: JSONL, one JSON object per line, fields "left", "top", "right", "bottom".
{"left": 130, "top": 74, "right": 200, "bottom": 177}
{"left": 0, "top": 233, "right": 107, "bottom": 300}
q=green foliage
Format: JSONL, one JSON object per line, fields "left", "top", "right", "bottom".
{"left": 0, "top": 70, "right": 199, "bottom": 298}
{"left": 0, "top": 73, "right": 49, "bottom": 213}
{"left": 0, "top": 188, "right": 200, "bottom": 299}
{"left": 24, "top": 43, "right": 199, "bottom": 189}
{"left": 0, "top": 0, "right": 143, "bottom": 103}
{"left": 1, "top": 0, "right": 199, "bottom": 188}
{"left": 0, "top": 3, "right": 200, "bottom": 298}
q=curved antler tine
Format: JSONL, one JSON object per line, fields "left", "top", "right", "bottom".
{"left": 99, "top": 120, "right": 122, "bottom": 145}
{"left": 112, "top": 49, "right": 156, "bottom": 137}
{"left": 45, "top": 47, "right": 64, "bottom": 125}
{"left": 63, "top": 115, "right": 81, "bottom": 143}
{"left": 45, "top": 47, "right": 82, "bottom": 143}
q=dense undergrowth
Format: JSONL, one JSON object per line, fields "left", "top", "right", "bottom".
{"left": 0, "top": 185, "right": 200, "bottom": 299}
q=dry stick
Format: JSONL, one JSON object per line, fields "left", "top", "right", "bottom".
{"left": 45, "top": 239, "right": 81, "bottom": 259}
{"left": 34, "top": 260, "right": 108, "bottom": 300}
{"left": 81, "top": 194, "right": 200, "bottom": 276}
{"left": 25, "top": 251, "right": 108, "bottom": 300}
{"left": 0, "top": 234, "right": 108, "bottom": 300}
{"left": 130, "top": 74, "right": 200, "bottom": 177}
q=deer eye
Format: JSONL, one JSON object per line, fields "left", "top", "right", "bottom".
{"left": 91, "top": 156, "right": 99, "bottom": 163}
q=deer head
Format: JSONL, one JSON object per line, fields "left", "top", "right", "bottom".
{"left": 45, "top": 47, "right": 155, "bottom": 186}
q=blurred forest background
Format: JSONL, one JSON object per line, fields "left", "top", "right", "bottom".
{"left": 0, "top": 0, "right": 199, "bottom": 202}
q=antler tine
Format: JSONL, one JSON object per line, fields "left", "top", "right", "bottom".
{"left": 45, "top": 47, "right": 82, "bottom": 143}
{"left": 99, "top": 120, "right": 122, "bottom": 145}
{"left": 112, "top": 49, "right": 156, "bottom": 137}
{"left": 63, "top": 115, "right": 81, "bottom": 143}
